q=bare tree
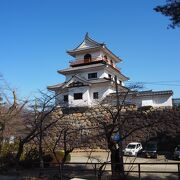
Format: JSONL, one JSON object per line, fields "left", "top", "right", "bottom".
{"left": 14, "top": 91, "right": 64, "bottom": 169}
{"left": 0, "top": 84, "right": 27, "bottom": 155}
{"left": 88, "top": 84, "right": 173, "bottom": 179}
{"left": 44, "top": 121, "right": 80, "bottom": 179}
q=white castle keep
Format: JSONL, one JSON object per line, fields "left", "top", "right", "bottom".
{"left": 48, "top": 34, "right": 173, "bottom": 108}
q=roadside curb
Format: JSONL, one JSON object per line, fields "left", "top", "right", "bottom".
{"left": 72, "top": 149, "right": 109, "bottom": 153}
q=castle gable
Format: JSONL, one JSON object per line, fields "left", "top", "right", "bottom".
{"left": 75, "top": 33, "right": 103, "bottom": 50}
{"left": 63, "top": 75, "right": 89, "bottom": 88}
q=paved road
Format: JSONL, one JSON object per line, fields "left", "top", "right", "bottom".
{"left": 70, "top": 150, "right": 178, "bottom": 163}
{"left": 70, "top": 150, "right": 180, "bottom": 180}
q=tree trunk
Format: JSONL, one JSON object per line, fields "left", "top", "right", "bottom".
{"left": 15, "top": 141, "right": 24, "bottom": 169}
{"left": 118, "top": 143, "right": 125, "bottom": 178}
{"left": 39, "top": 137, "right": 44, "bottom": 169}
{"left": 110, "top": 145, "right": 124, "bottom": 179}
{"left": 38, "top": 120, "right": 44, "bottom": 177}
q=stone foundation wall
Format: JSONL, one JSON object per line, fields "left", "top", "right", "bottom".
{"left": 53, "top": 105, "right": 179, "bottom": 150}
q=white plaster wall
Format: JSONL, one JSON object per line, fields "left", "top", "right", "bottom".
{"left": 55, "top": 83, "right": 114, "bottom": 107}
{"left": 152, "top": 95, "right": 172, "bottom": 107}
{"left": 99, "top": 71, "right": 107, "bottom": 78}
{"left": 68, "top": 86, "right": 90, "bottom": 107}
{"left": 104, "top": 69, "right": 115, "bottom": 79}
{"left": 90, "top": 84, "right": 107, "bottom": 99}
{"left": 96, "top": 69, "right": 121, "bottom": 81}
{"left": 65, "top": 69, "right": 105, "bottom": 82}
{"left": 141, "top": 98, "right": 154, "bottom": 106}
{"left": 80, "top": 69, "right": 104, "bottom": 80}
{"left": 55, "top": 86, "right": 90, "bottom": 107}
{"left": 75, "top": 51, "right": 101, "bottom": 60}
{"left": 55, "top": 86, "right": 172, "bottom": 108}
{"left": 110, "top": 95, "right": 140, "bottom": 106}
{"left": 126, "top": 95, "right": 173, "bottom": 107}
{"left": 55, "top": 90, "right": 68, "bottom": 106}
{"left": 89, "top": 83, "right": 114, "bottom": 106}
{"left": 109, "top": 94, "right": 173, "bottom": 108}
{"left": 64, "top": 67, "right": 123, "bottom": 83}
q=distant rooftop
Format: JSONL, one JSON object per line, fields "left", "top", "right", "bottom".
{"left": 110, "top": 90, "right": 173, "bottom": 97}
{"left": 172, "top": 98, "right": 180, "bottom": 106}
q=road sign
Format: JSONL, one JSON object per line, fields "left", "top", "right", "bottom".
{"left": 112, "top": 133, "right": 121, "bottom": 142}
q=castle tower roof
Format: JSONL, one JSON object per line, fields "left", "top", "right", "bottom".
{"left": 67, "top": 33, "right": 121, "bottom": 63}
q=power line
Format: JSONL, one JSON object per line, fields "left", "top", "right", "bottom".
{"left": 127, "top": 80, "right": 180, "bottom": 83}
{"left": 126, "top": 81, "right": 180, "bottom": 87}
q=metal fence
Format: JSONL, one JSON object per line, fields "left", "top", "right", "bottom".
{"left": 38, "top": 162, "right": 180, "bottom": 180}
{"left": 1, "top": 162, "right": 179, "bottom": 179}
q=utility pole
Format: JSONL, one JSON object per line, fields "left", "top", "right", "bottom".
{"left": 114, "top": 76, "right": 124, "bottom": 177}
{"left": 115, "top": 76, "right": 120, "bottom": 107}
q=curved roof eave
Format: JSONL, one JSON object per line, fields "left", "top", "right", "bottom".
{"left": 67, "top": 46, "right": 102, "bottom": 57}
{"left": 58, "top": 63, "right": 106, "bottom": 75}
{"left": 102, "top": 46, "right": 122, "bottom": 63}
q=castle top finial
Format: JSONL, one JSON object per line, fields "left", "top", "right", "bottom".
{"left": 85, "top": 32, "right": 89, "bottom": 39}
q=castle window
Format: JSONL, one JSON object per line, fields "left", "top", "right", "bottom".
{"left": 74, "top": 93, "right": 83, "bottom": 100}
{"left": 84, "top": 54, "right": 92, "bottom": 63}
{"left": 88, "top": 73, "right": 97, "bottom": 79}
{"left": 93, "top": 92, "right": 99, "bottom": 99}
{"left": 108, "top": 74, "right": 112, "bottom": 79}
{"left": 63, "top": 95, "right": 68, "bottom": 102}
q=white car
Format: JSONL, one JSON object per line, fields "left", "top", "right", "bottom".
{"left": 124, "top": 142, "right": 143, "bottom": 156}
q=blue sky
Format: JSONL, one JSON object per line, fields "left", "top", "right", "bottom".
{"left": 0, "top": 0, "right": 180, "bottom": 99}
